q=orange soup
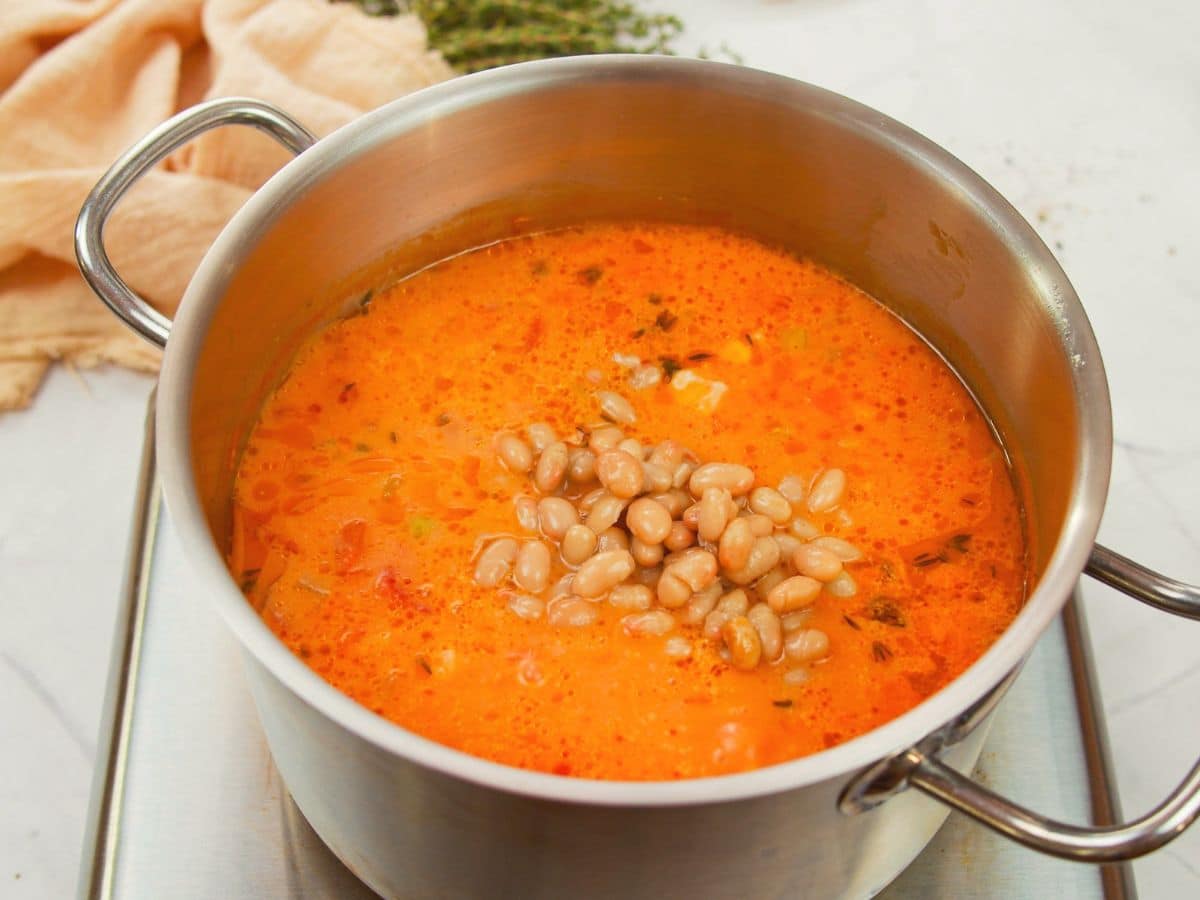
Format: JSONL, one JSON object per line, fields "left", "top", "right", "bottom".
{"left": 229, "top": 222, "right": 1026, "bottom": 780}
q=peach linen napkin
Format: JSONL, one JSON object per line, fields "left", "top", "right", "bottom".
{"left": 0, "top": 0, "right": 453, "bottom": 411}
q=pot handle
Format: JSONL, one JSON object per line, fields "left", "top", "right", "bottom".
{"left": 74, "top": 97, "right": 317, "bottom": 349}
{"left": 840, "top": 546, "right": 1200, "bottom": 862}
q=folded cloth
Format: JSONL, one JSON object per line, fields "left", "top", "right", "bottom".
{"left": 0, "top": 0, "right": 453, "bottom": 411}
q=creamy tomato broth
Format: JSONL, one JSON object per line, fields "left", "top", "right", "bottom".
{"left": 229, "top": 222, "right": 1026, "bottom": 780}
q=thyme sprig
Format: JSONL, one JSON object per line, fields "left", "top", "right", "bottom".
{"left": 336, "top": 1, "right": 684, "bottom": 72}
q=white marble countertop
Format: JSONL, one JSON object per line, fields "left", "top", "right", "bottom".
{"left": 2, "top": 0, "right": 1198, "bottom": 897}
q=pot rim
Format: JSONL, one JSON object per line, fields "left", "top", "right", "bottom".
{"left": 156, "top": 55, "right": 1113, "bottom": 807}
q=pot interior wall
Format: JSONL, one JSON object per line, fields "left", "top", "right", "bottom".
{"left": 188, "top": 65, "right": 1094, "bottom": 578}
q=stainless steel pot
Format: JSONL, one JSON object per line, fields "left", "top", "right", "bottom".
{"left": 76, "top": 56, "right": 1200, "bottom": 898}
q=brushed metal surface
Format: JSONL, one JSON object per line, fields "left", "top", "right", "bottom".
{"left": 95, "top": 487, "right": 1115, "bottom": 898}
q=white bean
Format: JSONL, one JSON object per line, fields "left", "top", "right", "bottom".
{"left": 572, "top": 550, "right": 636, "bottom": 598}
{"left": 810, "top": 536, "right": 863, "bottom": 562}
{"left": 609, "top": 583, "right": 654, "bottom": 611}
{"left": 698, "top": 487, "right": 733, "bottom": 543}
{"left": 537, "top": 496, "right": 578, "bottom": 540}
{"left": 793, "top": 544, "right": 844, "bottom": 582}
{"left": 807, "top": 468, "right": 847, "bottom": 512}
{"left": 666, "top": 548, "right": 719, "bottom": 592}
{"left": 718, "top": 517, "right": 754, "bottom": 571}
{"left": 657, "top": 570, "right": 692, "bottom": 609}
{"left": 641, "top": 461, "right": 673, "bottom": 494}
{"left": 626, "top": 497, "right": 673, "bottom": 544}
{"left": 596, "top": 449, "right": 644, "bottom": 498}
{"left": 754, "top": 565, "right": 788, "bottom": 597}
{"left": 723, "top": 616, "right": 762, "bottom": 670}
{"left": 648, "top": 440, "right": 685, "bottom": 472}
{"left": 663, "top": 521, "right": 696, "bottom": 552}
{"left": 586, "top": 494, "right": 627, "bottom": 533}
{"left": 789, "top": 517, "right": 821, "bottom": 540}
{"left": 508, "top": 594, "right": 545, "bottom": 621}
{"left": 596, "top": 390, "right": 637, "bottom": 425}
{"left": 664, "top": 636, "right": 693, "bottom": 658}
{"left": 547, "top": 595, "right": 600, "bottom": 627}
{"left": 513, "top": 496, "right": 539, "bottom": 532}
{"left": 597, "top": 526, "right": 631, "bottom": 553}
{"left": 631, "top": 536, "right": 664, "bottom": 568}
{"left": 534, "top": 441, "right": 569, "bottom": 494}
{"left": 688, "top": 462, "right": 755, "bottom": 497}
{"left": 679, "top": 581, "right": 722, "bottom": 625}
{"left": 717, "top": 588, "right": 750, "bottom": 616}
{"left": 747, "top": 603, "right": 783, "bottom": 661}
{"left": 784, "top": 628, "right": 830, "bottom": 663}
{"left": 778, "top": 474, "right": 807, "bottom": 506}
{"left": 617, "top": 438, "right": 644, "bottom": 459}
{"left": 526, "top": 422, "right": 556, "bottom": 453}
{"left": 766, "top": 575, "right": 822, "bottom": 614}
{"left": 825, "top": 570, "right": 858, "bottom": 598}
{"left": 567, "top": 448, "right": 597, "bottom": 483}
{"left": 496, "top": 434, "right": 533, "bottom": 473}
{"left": 561, "top": 524, "right": 598, "bottom": 566}
{"left": 749, "top": 486, "right": 792, "bottom": 524}
{"left": 473, "top": 538, "right": 518, "bottom": 588}
{"left": 726, "top": 536, "right": 781, "bottom": 585}
{"left": 622, "top": 610, "right": 676, "bottom": 637}
{"left": 513, "top": 541, "right": 552, "bottom": 593}
{"left": 589, "top": 425, "right": 625, "bottom": 452}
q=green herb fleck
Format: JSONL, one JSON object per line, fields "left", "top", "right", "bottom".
{"left": 867, "top": 598, "right": 906, "bottom": 628}
{"left": 687, "top": 351, "right": 712, "bottom": 362}
{"left": 871, "top": 641, "right": 893, "bottom": 662}
{"left": 355, "top": 442, "right": 371, "bottom": 452}
{"left": 239, "top": 568, "right": 261, "bottom": 593}
{"left": 389, "top": 431, "right": 399, "bottom": 443}
{"left": 772, "top": 699, "right": 793, "bottom": 708}
{"left": 842, "top": 614, "right": 861, "bottom": 631}
{"left": 578, "top": 265, "right": 603, "bottom": 285}
{"left": 647, "top": 292, "right": 664, "bottom": 305}
{"left": 655, "top": 309, "right": 678, "bottom": 332}
{"left": 359, "top": 288, "right": 374, "bottom": 311}
{"left": 531, "top": 259, "right": 548, "bottom": 276}
{"left": 436, "top": 413, "right": 451, "bottom": 426}
{"left": 659, "top": 356, "right": 682, "bottom": 381}
{"left": 416, "top": 653, "right": 433, "bottom": 674}
{"left": 631, "top": 328, "right": 645, "bottom": 339}
{"left": 409, "top": 514, "right": 437, "bottom": 539}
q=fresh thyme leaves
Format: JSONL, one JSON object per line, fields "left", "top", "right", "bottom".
{"left": 647, "top": 292, "right": 663, "bottom": 305}
{"left": 578, "top": 264, "right": 603, "bottom": 285}
{"left": 772, "top": 699, "right": 793, "bottom": 708}
{"left": 655, "top": 309, "right": 678, "bottom": 332}
{"left": 659, "top": 356, "right": 682, "bottom": 381}
{"left": 687, "top": 351, "right": 713, "bottom": 362}
{"left": 335, "top": 1, "right": 684, "bottom": 73}
{"left": 911, "top": 533, "right": 973, "bottom": 569}
{"left": 871, "top": 641, "right": 893, "bottom": 662}
{"left": 240, "top": 568, "right": 261, "bottom": 592}
{"left": 842, "top": 614, "right": 861, "bottom": 631}
{"left": 416, "top": 653, "right": 433, "bottom": 674}
{"left": 866, "top": 598, "right": 906, "bottom": 628}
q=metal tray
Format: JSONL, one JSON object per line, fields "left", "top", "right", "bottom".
{"left": 78, "top": 404, "right": 1137, "bottom": 898}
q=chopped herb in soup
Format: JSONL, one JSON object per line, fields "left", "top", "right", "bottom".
{"left": 229, "top": 223, "right": 1027, "bottom": 780}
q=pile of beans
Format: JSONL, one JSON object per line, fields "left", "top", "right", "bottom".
{"left": 473, "top": 396, "right": 862, "bottom": 674}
